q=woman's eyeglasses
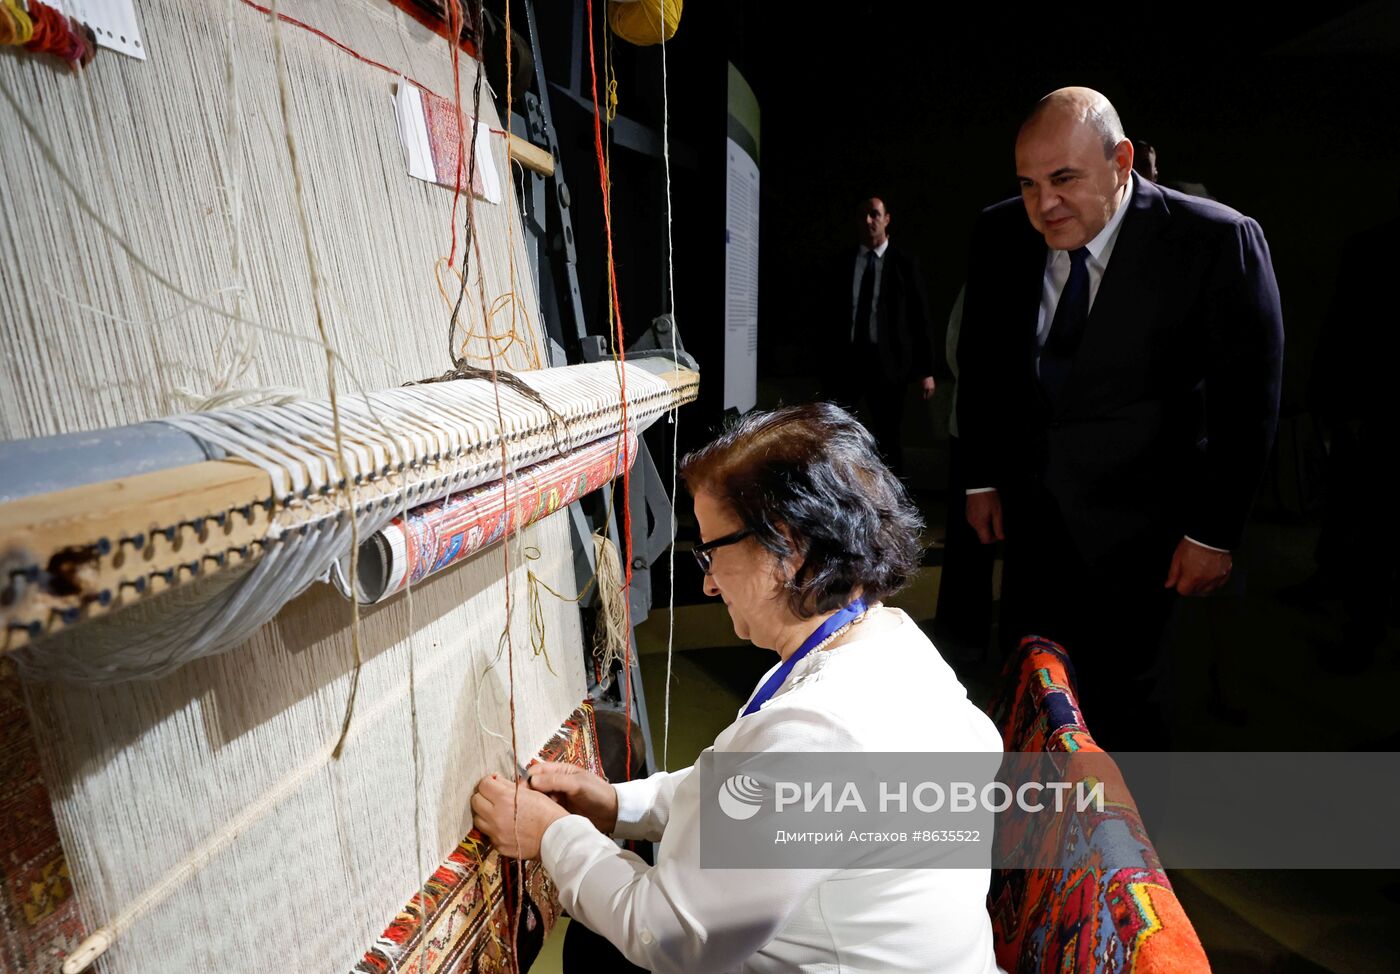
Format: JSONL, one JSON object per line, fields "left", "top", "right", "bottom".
{"left": 692, "top": 528, "right": 753, "bottom": 574}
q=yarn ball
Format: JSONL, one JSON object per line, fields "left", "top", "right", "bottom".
{"left": 607, "top": 0, "right": 682, "bottom": 47}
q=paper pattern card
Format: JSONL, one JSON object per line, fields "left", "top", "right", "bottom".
{"left": 393, "top": 80, "right": 500, "bottom": 203}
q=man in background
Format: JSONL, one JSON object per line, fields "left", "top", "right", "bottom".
{"left": 822, "top": 197, "right": 936, "bottom": 475}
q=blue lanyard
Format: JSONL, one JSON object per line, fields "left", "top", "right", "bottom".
{"left": 741, "top": 598, "right": 867, "bottom": 717}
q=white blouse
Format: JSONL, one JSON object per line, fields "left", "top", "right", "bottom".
{"left": 541, "top": 607, "right": 1005, "bottom": 973}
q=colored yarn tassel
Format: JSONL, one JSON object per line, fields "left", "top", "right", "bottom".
{"left": 2, "top": 0, "right": 95, "bottom": 69}
{"left": 0, "top": 0, "right": 33, "bottom": 45}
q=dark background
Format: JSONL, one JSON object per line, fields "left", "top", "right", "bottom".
{"left": 504, "top": 0, "right": 1400, "bottom": 635}
{"left": 499, "top": 9, "right": 1400, "bottom": 969}
{"left": 525, "top": 0, "right": 1400, "bottom": 438}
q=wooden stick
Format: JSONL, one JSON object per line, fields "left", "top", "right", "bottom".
{"left": 507, "top": 138, "right": 555, "bottom": 177}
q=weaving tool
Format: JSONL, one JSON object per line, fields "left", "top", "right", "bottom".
{"left": 0, "top": 360, "right": 696, "bottom": 681}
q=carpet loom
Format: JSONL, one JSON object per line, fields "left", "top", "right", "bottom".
{"left": 0, "top": 1, "right": 659, "bottom": 971}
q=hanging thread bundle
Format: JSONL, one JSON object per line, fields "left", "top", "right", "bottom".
{"left": 0, "top": 0, "right": 95, "bottom": 68}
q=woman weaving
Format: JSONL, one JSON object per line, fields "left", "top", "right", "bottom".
{"left": 472, "top": 404, "right": 1002, "bottom": 972}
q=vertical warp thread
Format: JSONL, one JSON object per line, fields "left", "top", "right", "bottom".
{"left": 266, "top": 0, "right": 365, "bottom": 761}
{"left": 0, "top": 1, "right": 586, "bottom": 969}
{"left": 584, "top": 0, "right": 636, "bottom": 781}
{"left": 658, "top": 0, "right": 680, "bottom": 773}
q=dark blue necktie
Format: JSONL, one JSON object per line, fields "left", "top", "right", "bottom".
{"left": 854, "top": 250, "right": 876, "bottom": 345}
{"left": 1039, "top": 246, "right": 1091, "bottom": 406}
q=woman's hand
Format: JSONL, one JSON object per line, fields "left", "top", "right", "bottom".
{"left": 525, "top": 761, "right": 619, "bottom": 834}
{"left": 470, "top": 774, "right": 569, "bottom": 859}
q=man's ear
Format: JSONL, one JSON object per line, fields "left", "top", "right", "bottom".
{"left": 1113, "top": 139, "right": 1134, "bottom": 179}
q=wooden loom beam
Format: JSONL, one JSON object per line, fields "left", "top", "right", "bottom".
{"left": 0, "top": 368, "right": 697, "bottom": 654}
{"left": 0, "top": 460, "right": 275, "bottom": 652}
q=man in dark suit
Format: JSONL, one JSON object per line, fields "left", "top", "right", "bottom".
{"left": 958, "top": 88, "right": 1283, "bottom": 749}
{"left": 822, "top": 197, "right": 936, "bottom": 475}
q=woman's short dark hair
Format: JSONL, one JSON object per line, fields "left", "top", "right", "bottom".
{"left": 679, "top": 402, "right": 924, "bottom": 618}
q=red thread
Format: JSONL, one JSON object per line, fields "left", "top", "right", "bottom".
{"left": 381, "top": 0, "right": 478, "bottom": 54}
{"left": 585, "top": 0, "right": 636, "bottom": 781}
{"left": 445, "top": 0, "right": 467, "bottom": 267}
{"left": 234, "top": 0, "right": 506, "bottom": 268}
{"left": 235, "top": 0, "right": 506, "bottom": 136}
{"left": 22, "top": 1, "right": 89, "bottom": 68}
{"left": 237, "top": 0, "right": 442, "bottom": 97}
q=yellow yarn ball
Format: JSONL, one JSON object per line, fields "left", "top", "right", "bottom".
{"left": 608, "top": 0, "right": 682, "bottom": 47}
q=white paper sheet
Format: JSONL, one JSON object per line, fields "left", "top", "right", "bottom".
{"left": 393, "top": 81, "right": 438, "bottom": 184}
{"left": 65, "top": 0, "right": 145, "bottom": 60}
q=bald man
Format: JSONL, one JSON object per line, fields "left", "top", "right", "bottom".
{"left": 957, "top": 89, "right": 1283, "bottom": 749}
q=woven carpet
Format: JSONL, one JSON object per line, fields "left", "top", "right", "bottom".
{"left": 0, "top": 660, "right": 84, "bottom": 974}
{"left": 986, "top": 638, "right": 1210, "bottom": 973}
{"left": 0, "top": 684, "right": 602, "bottom": 974}
{"left": 356, "top": 701, "right": 603, "bottom": 974}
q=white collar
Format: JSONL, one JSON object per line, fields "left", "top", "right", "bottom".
{"left": 1074, "top": 172, "right": 1134, "bottom": 264}
{"left": 860, "top": 239, "right": 890, "bottom": 259}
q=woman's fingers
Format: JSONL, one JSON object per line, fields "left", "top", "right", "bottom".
{"left": 469, "top": 778, "right": 568, "bottom": 859}
{"left": 527, "top": 770, "right": 580, "bottom": 796}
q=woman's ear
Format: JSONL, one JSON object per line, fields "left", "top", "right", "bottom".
{"left": 774, "top": 523, "right": 806, "bottom": 582}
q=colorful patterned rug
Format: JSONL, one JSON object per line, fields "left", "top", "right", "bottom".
{"left": 986, "top": 638, "right": 1210, "bottom": 974}
{"left": 0, "top": 659, "right": 85, "bottom": 974}
{"left": 356, "top": 701, "right": 603, "bottom": 974}
{"left": 1, "top": 670, "right": 602, "bottom": 974}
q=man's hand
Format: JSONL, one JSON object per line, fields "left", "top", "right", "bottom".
{"left": 525, "top": 760, "right": 619, "bottom": 834}
{"left": 1164, "top": 538, "right": 1232, "bottom": 596}
{"left": 470, "top": 774, "right": 569, "bottom": 859}
{"left": 919, "top": 376, "right": 936, "bottom": 400}
{"left": 966, "top": 490, "right": 1004, "bottom": 544}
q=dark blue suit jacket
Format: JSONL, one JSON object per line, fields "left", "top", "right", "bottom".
{"left": 822, "top": 243, "right": 936, "bottom": 390}
{"left": 957, "top": 178, "right": 1283, "bottom": 566}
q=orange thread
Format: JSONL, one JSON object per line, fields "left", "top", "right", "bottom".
{"left": 585, "top": 0, "right": 636, "bottom": 781}
{"left": 236, "top": 0, "right": 443, "bottom": 97}
{"left": 445, "top": 0, "right": 467, "bottom": 266}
